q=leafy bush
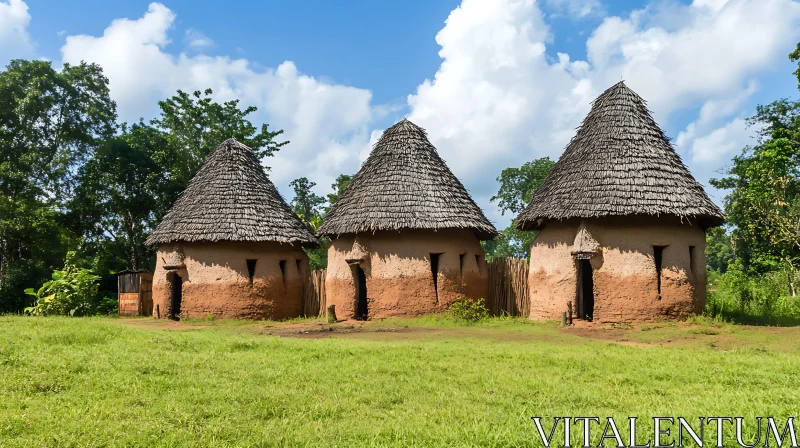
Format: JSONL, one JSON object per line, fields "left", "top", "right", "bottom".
{"left": 706, "top": 261, "right": 800, "bottom": 324}
{"left": 448, "top": 298, "right": 490, "bottom": 322}
{"left": 24, "top": 253, "right": 102, "bottom": 316}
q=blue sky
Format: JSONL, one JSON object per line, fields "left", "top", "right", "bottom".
{"left": 3, "top": 0, "right": 800, "bottom": 228}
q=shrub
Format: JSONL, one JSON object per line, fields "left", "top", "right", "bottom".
{"left": 448, "top": 298, "right": 489, "bottom": 322}
{"left": 706, "top": 261, "right": 800, "bottom": 324}
{"left": 24, "top": 252, "right": 101, "bottom": 317}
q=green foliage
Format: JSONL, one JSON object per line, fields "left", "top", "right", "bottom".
{"left": 23, "top": 253, "right": 102, "bottom": 316}
{"left": 448, "top": 297, "right": 490, "bottom": 322}
{"left": 711, "top": 99, "right": 800, "bottom": 274}
{"left": 490, "top": 158, "right": 555, "bottom": 215}
{"left": 152, "top": 88, "right": 288, "bottom": 201}
{"left": 0, "top": 59, "right": 116, "bottom": 312}
{"left": 706, "top": 262, "right": 800, "bottom": 324}
{"left": 481, "top": 222, "right": 537, "bottom": 260}
{"left": 299, "top": 173, "right": 353, "bottom": 270}
{"left": 290, "top": 177, "right": 326, "bottom": 225}
{"left": 484, "top": 157, "right": 554, "bottom": 260}
{"left": 325, "top": 174, "right": 353, "bottom": 213}
{"left": 69, "top": 123, "right": 168, "bottom": 270}
{"left": 705, "top": 227, "right": 734, "bottom": 273}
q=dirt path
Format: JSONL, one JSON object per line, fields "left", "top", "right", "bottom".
{"left": 116, "top": 317, "right": 800, "bottom": 352}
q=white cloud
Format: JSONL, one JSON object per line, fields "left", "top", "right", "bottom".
{"left": 405, "top": 0, "right": 800, "bottom": 227}
{"left": 16, "top": 0, "right": 798, "bottom": 225}
{"left": 60, "top": 2, "right": 377, "bottom": 195}
{"left": 184, "top": 28, "right": 213, "bottom": 49}
{"left": 686, "top": 117, "right": 751, "bottom": 165}
{"left": 676, "top": 80, "right": 758, "bottom": 166}
{"left": 0, "top": 0, "right": 33, "bottom": 63}
{"left": 544, "top": 0, "right": 605, "bottom": 18}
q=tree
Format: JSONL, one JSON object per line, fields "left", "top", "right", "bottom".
{"left": 289, "top": 177, "right": 325, "bottom": 225}
{"left": 152, "top": 89, "right": 289, "bottom": 211}
{"left": 484, "top": 158, "right": 555, "bottom": 260}
{"left": 325, "top": 174, "right": 352, "bottom": 213}
{"left": 490, "top": 158, "right": 555, "bottom": 216}
{"left": 0, "top": 60, "right": 117, "bottom": 312}
{"left": 711, "top": 101, "right": 800, "bottom": 292}
{"left": 69, "top": 123, "right": 169, "bottom": 271}
{"left": 705, "top": 226, "right": 734, "bottom": 273}
{"left": 298, "top": 173, "right": 353, "bottom": 270}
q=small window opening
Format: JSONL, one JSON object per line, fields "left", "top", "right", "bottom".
{"left": 279, "top": 260, "right": 287, "bottom": 286}
{"left": 475, "top": 254, "right": 482, "bottom": 275}
{"left": 689, "top": 246, "right": 696, "bottom": 278}
{"left": 430, "top": 253, "right": 442, "bottom": 303}
{"left": 459, "top": 253, "right": 466, "bottom": 276}
{"left": 653, "top": 246, "right": 666, "bottom": 298}
{"left": 296, "top": 259, "right": 302, "bottom": 275}
{"left": 246, "top": 259, "right": 257, "bottom": 286}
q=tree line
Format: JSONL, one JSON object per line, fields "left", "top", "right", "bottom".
{"left": 1, "top": 46, "right": 799, "bottom": 318}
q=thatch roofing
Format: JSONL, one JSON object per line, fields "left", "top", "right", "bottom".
{"left": 146, "top": 139, "right": 318, "bottom": 246}
{"left": 318, "top": 119, "right": 498, "bottom": 240}
{"left": 516, "top": 81, "right": 724, "bottom": 231}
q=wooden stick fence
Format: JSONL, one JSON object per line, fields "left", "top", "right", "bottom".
{"left": 487, "top": 257, "right": 530, "bottom": 317}
{"left": 302, "top": 269, "right": 326, "bottom": 317}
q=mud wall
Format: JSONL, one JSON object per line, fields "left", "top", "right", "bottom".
{"left": 151, "top": 241, "right": 308, "bottom": 320}
{"left": 326, "top": 229, "right": 489, "bottom": 320}
{"left": 528, "top": 217, "right": 707, "bottom": 323}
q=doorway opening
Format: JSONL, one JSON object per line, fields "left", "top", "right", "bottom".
{"left": 576, "top": 259, "right": 594, "bottom": 321}
{"left": 353, "top": 265, "right": 368, "bottom": 320}
{"left": 168, "top": 272, "right": 183, "bottom": 320}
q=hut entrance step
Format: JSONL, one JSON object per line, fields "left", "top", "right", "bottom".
{"left": 576, "top": 259, "right": 594, "bottom": 321}
{"left": 169, "top": 273, "right": 183, "bottom": 320}
{"left": 354, "top": 266, "right": 368, "bottom": 320}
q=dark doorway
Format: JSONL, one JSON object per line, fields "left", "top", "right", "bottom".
{"left": 169, "top": 273, "right": 183, "bottom": 320}
{"left": 576, "top": 259, "right": 594, "bottom": 321}
{"left": 354, "top": 266, "right": 368, "bottom": 320}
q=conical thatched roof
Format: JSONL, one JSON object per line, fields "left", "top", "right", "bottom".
{"left": 318, "top": 119, "right": 498, "bottom": 240}
{"left": 516, "top": 82, "right": 724, "bottom": 230}
{"left": 146, "top": 139, "right": 318, "bottom": 246}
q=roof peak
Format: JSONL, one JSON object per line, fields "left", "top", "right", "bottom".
{"left": 318, "top": 118, "right": 498, "bottom": 239}
{"left": 146, "top": 139, "right": 318, "bottom": 246}
{"left": 515, "top": 82, "right": 723, "bottom": 230}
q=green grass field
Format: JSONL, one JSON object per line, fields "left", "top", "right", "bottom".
{"left": 1, "top": 315, "right": 799, "bottom": 447}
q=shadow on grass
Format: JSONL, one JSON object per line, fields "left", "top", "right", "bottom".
{"left": 705, "top": 310, "right": 800, "bottom": 327}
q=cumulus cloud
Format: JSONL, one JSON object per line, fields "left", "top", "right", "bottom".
{"left": 544, "top": 0, "right": 605, "bottom": 19}
{"left": 60, "top": 2, "right": 377, "bottom": 193}
{"left": 405, "top": 0, "right": 800, "bottom": 226}
{"left": 24, "top": 0, "right": 800, "bottom": 224}
{"left": 184, "top": 28, "right": 213, "bottom": 49}
{"left": 0, "top": 0, "right": 34, "bottom": 63}
{"left": 676, "top": 80, "right": 758, "bottom": 166}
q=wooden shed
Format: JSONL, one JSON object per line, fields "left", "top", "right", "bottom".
{"left": 117, "top": 270, "right": 153, "bottom": 316}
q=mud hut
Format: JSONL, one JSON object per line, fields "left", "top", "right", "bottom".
{"left": 318, "top": 119, "right": 498, "bottom": 320}
{"left": 145, "top": 139, "right": 318, "bottom": 320}
{"left": 515, "top": 82, "right": 724, "bottom": 323}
